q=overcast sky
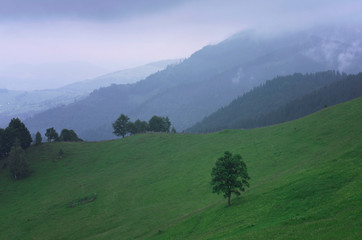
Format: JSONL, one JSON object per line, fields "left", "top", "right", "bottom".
{"left": 0, "top": 0, "right": 361, "bottom": 90}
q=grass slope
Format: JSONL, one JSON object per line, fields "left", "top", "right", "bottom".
{"left": 1, "top": 98, "right": 361, "bottom": 240}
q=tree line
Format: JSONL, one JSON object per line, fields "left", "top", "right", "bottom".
{"left": 113, "top": 114, "right": 176, "bottom": 138}
{"left": 43, "top": 128, "right": 83, "bottom": 143}
{"left": 0, "top": 118, "right": 82, "bottom": 179}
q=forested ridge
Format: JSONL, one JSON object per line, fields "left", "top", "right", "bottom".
{"left": 188, "top": 71, "right": 362, "bottom": 133}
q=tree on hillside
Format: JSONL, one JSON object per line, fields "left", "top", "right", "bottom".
{"left": 35, "top": 132, "right": 42, "bottom": 145}
{"left": 126, "top": 122, "right": 137, "bottom": 135}
{"left": 211, "top": 151, "right": 250, "bottom": 207}
{"left": 134, "top": 119, "right": 149, "bottom": 134}
{"left": 6, "top": 118, "right": 33, "bottom": 150}
{"left": 8, "top": 139, "right": 29, "bottom": 180}
{"left": 59, "top": 129, "right": 82, "bottom": 142}
{"left": 0, "top": 118, "right": 32, "bottom": 160}
{"left": 45, "top": 127, "right": 59, "bottom": 142}
{"left": 113, "top": 114, "right": 130, "bottom": 138}
{"left": 148, "top": 116, "right": 171, "bottom": 132}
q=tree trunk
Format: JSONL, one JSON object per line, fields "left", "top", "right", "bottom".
{"left": 227, "top": 194, "right": 231, "bottom": 207}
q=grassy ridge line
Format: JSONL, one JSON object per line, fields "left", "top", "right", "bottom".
{"left": 0, "top": 97, "right": 361, "bottom": 239}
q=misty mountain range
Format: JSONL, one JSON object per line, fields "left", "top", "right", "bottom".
{"left": 0, "top": 59, "right": 179, "bottom": 128}
{"left": 21, "top": 25, "right": 362, "bottom": 140}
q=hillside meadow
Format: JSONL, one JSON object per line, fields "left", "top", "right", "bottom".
{"left": 1, "top": 97, "right": 361, "bottom": 239}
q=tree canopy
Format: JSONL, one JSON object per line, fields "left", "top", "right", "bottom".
{"left": 211, "top": 151, "right": 250, "bottom": 206}
{"left": 7, "top": 118, "right": 32, "bottom": 150}
{"left": 45, "top": 127, "right": 59, "bottom": 142}
{"left": 0, "top": 118, "right": 32, "bottom": 159}
{"left": 133, "top": 119, "right": 149, "bottom": 134}
{"left": 112, "top": 114, "right": 130, "bottom": 138}
{"left": 112, "top": 114, "right": 173, "bottom": 138}
{"left": 35, "top": 132, "right": 42, "bottom": 145}
{"left": 148, "top": 116, "right": 171, "bottom": 132}
{"left": 59, "top": 129, "right": 83, "bottom": 142}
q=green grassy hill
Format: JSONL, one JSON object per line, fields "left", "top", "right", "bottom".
{"left": 1, "top": 97, "right": 361, "bottom": 240}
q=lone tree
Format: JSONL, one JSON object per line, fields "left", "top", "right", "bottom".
{"left": 59, "top": 129, "right": 82, "bottom": 142}
{"left": 113, "top": 114, "right": 130, "bottom": 138}
{"left": 45, "top": 127, "right": 59, "bottom": 142}
{"left": 211, "top": 151, "right": 250, "bottom": 207}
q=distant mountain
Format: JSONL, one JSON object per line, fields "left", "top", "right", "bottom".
{"left": 0, "top": 61, "right": 108, "bottom": 91}
{"left": 24, "top": 25, "right": 362, "bottom": 140}
{"left": 0, "top": 60, "right": 178, "bottom": 128}
{"left": 187, "top": 71, "right": 362, "bottom": 133}
{"left": 61, "top": 59, "right": 181, "bottom": 93}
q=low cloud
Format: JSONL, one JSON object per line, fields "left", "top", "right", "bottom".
{"left": 338, "top": 41, "right": 362, "bottom": 72}
{"left": 0, "top": 0, "right": 192, "bottom": 22}
{"left": 1, "top": 0, "right": 361, "bottom": 90}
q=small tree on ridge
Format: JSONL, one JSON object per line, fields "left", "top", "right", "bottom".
{"left": 113, "top": 114, "right": 130, "bottom": 138}
{"left": 35, "top": 132, "right": 42, "bottom": 145}
{"left": 45, "top": 128, "right": 59, "bottom": 142}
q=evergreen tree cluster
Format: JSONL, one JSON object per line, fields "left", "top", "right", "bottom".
{"left": 231, "top": 72, "right": 362, "bottom": 129}
{"left": 0, "top": 123, "right": 82, "bottom": 159}
{"left": 0, "top": 118, "right": 83, "bottom": 179}
{"left": 0, "top": 119, "right": 83, "bottom": 179}
{"left": 0, "top": 118, "right": 32, "bottom": 179}
{"left": 0, "top": 118, "right": 32, "bottom": 160}
{"left": 113, "top": 114, "right": 174, "bottom": 138}
{"left": 188, "top": 71, "right": 362, "bottom": 133}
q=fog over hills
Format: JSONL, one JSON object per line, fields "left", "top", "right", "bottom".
{"left": 24, "top": 25, "right": 362, "bottom": 141}
{"left": 0, "top": 59, "right": 178, "bottom": 128}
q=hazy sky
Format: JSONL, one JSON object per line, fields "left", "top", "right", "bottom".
{"left": 1, "top": 0, "right": 361, "bottom": 90}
